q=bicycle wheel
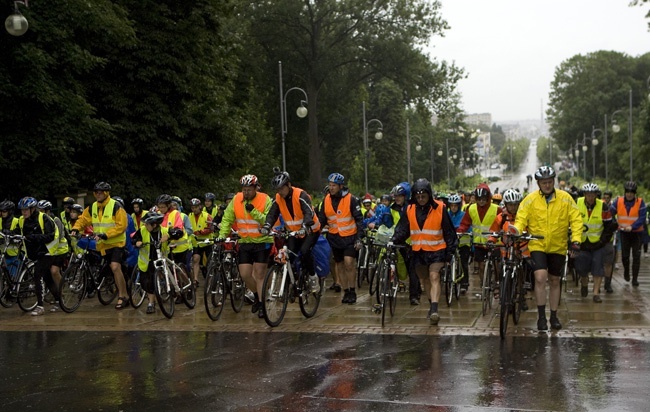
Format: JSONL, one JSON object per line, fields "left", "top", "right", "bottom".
{"left": 299, "top": 273, "right": 322, "bottom": 318}
{"left": 97, "top": 267, "right": 118, "bottom": 305}
{"left": 481, "top": 259, "right": 493, "bottom": 316}
{"left": 451, "top": 255, "right": 460, "bottom": 301}
{"left": 175, "top": 264, "right": 196, "bottom": 309}
{"left": 262, "top": 265, "right": 289, "bottom": 327}
{"left": 444, "top": 264, "right": 453, "bottom": 306}
{"left": 204, "top": 264, "right": 225, "bottom": 321}
{"left": 154, "top": 267, "right": 174, "bottom": 319}
{"left": 228, "top": 268, "right": 245, "bottom": 313}
{"left": 375, "top": 259, "right": 388, "bottom": 306}
{"left": 513, "top": 267, "right": 525, "bottom": 325}
{"left": 357, "top": 245, "right": 367, "bottom": 288}
{"left": 377, "top": 264, "right": 390, "bottom": 327}
{"left": 368, "top": 263, "right": 378, "bottom": 296}
{"left": 499, "top": 270, "right": 512, "bottom": 339}
{"left": 16, "top": 263, "right": 38, "bottom": 312}
{"left": 59, "top": 262, "right": 88, "bottom": 313}
{"left": 388, "top": 274, "right": 397, "bottom": 317}
{"left": 0, "top": 270, "right": 10, "bottom": 308}
{"left": 129, "top": 267, "right": 146, "bottom": 309}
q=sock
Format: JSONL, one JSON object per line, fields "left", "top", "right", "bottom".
{"left": 430, "top": 302, "right": 438, "bottom": 313}
{"left": 253, "top": 292, "right": 259, "bottom": 303}
{"left": 537, "top": 305, "right": 546, "bottom": 319}
{"left": 550, "top": 310, "right": 558, "bottom": 319}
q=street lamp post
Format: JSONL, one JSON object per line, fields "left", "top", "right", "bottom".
{"left": 278, "top": 61, "right": 308, "bottom": 172}
{"left": 610, "top": 91, "right": 633, "bottom": 181}
{"left": 362, "top": 101, "right": 384, "bottom": 194}
{"left": 5, "top": 0, "right": 29, "bottom": 36}
{"left": 506, "top": 144, "right": 514, "bottom": 174}
{"left": 591, "top": 126, "right": 604, "bottom": 182}
{"left": 446, "top": 139, "right": 458, "bottom": 189}
{"left": 577, "top": 133, "right": 598, "bottom": 180}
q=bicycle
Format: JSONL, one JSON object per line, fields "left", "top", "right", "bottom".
{"left": 442, "top": 233, "right": 471, "bottom": 306}
{"left": 479, "top": 237, "right": 501, "bottom": 316}
{"left": 203, "top": 233, "right": 245, "bottom": 321}
{"left": 357, "top": 229, "right": 378, "bottom": 290}
{"left": 560, "top": 229, "right": 579, "bottom": 295}
{"left": 150, "top": 240, "right": 196, "bottom": 319}
{"left": 261, "top": 230, "right": 324, "bottom": 327}
{"left": 0, "top": 233, "right": 38, "bottom": 312}
{"left": 128, "top": 266, "right": 146, "bottom": 309}
{"left": 58, "top": 234, "right": 120, "bottom": 312}
{"left": 372, "top": 242, "right": 407, "bottom": 326}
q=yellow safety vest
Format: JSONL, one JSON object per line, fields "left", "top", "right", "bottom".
{"left": 577, "top": 197, "right": 603, "bottom": 243}
{"left": 190, "top": 211, "right": 211, "bottom": 248}
{"left": 92, "top": 199, "right": 126, "bottom": 246}
{"left": 138, "top": 227, "right": 169, "bottom": 272}
{"left": 164, "top": 209, "right": 190, "bottom": 253}
{"left": 1, "top": 217, "right": 20, "bottom": 256}
{"left": 18, "top": 212, "right": 60, "bottom": 256}
{"left": 468, "top": 203, "right": 498, "bottom": 245}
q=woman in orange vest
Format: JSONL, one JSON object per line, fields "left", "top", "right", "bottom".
{"left": 316, "top": 172, "right": 365, "bottom": 305}
{"left": 390, "top": 178, "right": 458, "bottom": 326}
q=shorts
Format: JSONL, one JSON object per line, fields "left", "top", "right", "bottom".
{"left": 192, "top": 246, "right": 210, "bottom": 261}
{"left": 331, "top": 244, "right": 358, "bottom": 263}
{"left": 602, "top": 242, "right": 614, "bottom": 265}
{"left": 412, "top": 250, "right": 447, "bottom": 267}
{"left": 104, "top": 247, "right": 124, "bottom": 264}
{"left": 473, "top": 246, "right": 489, "bottom": 263}
{"left": 574, "top": 248, "right": 605, "bottom": 277}
{"left": 529, "top": 251, "right": 565, "bottom": 277}
{"left": 50, "top": 254, "right": 66, "bottom": 268}
{"left": 238, "top": 243, "right": 272, "bottom": 265}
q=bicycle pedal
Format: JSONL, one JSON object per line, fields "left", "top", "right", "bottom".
{"left": 371, "top": 304, "right": 382, "bottom": 314}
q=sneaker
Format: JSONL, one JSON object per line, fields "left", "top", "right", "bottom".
{"left": 257, "top": 309, "right": 264, "bottom": 318}
{"left": 31, "top": 306, "right": 45, "bottom": 316}
{"left": 581, "top": 285, "right": 588, "bottom": 297}
{"left": 550, "top": 316, "right": 562, "bottom": 330}
{"left": 251, "top": 301, "right": 261, "bottom": 314}
{"left": 410, "top": 298, "right": 420, "bottom": 306}
{"left": 309, "top": 275, "right": 320, "bottom": 293}
{"left": 537, "top": 317, "right": 548, "bottom": 331}
{"left": 593, "top": 295, "right": 602, "bottom": 303}
{"left": 429, "top": 312, "right": 440, "bottom": 326}
{"left": 244, "top": 290, "right": 255, "bottom": 305}
{"left": 333, "top": 284, "right": 342, "bottom": 293}
{"left": 348, "top": 290, "right": 357, "bottom": 304}
{"left": 49, "top": 304, "right": 59, "bottom": 313}
{"left": 146, "top": 303, "right": 155, "bottom": 314}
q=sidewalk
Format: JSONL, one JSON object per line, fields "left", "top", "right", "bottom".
{"left": 1, "top": 257, "right": 649, "bottom": 339}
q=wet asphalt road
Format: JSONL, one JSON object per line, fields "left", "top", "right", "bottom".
{"left": 1, "top": 331, "right": 648, "bottom": 411}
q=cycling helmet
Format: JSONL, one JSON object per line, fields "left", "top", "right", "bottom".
{"left": 0, "top": 200, "right": 15, "bottom": 211}
{"left": 224, "top": 193, "right": 235, "bottom": 201}
{"left": 190, "top": 198, "right": 202, "bottom": 207}
{"left": 534, "top": 166, "right": 556, "bottom": 180}
{"left": 17, "top": 197, "right": 37, "bottom": 209}
{"left": 328, "top": 172, "right": 345, "bottom": 185}
{"left": 448, "top": 194, "right": 462, "bottom": 204}
{"left": 271, "top": 167, "right": 291, "bottom": 189}
{"left": 205, "top": 192, "right": 216, "bottom": 201}
{"left": 380, "top": 194, "right": 391, "bottom": 203}
{"left": 168, "top": 227, "right": 184, "bottom": 239}
{"left": 492, "top": 193, "right": 503, "bottom": 202}
{"left": 582, "top": 183, "right": 599, "bottom": 193}
{"left": 62, "top": 196, "right": 75, "bottom": 205}
{"left": 503, "top": 189, "right": 522, "bottom": 204}
{"left": 143, "top": 212, "right": 164, "bottom": 225}
{"left": 71, "top": 204, "right": 84, "bottom": 213}
{"left": 156, "top": 194, "right": 172, "bottom": 205}
{"left": 93, "top": 181, "right": 111, "bottom": 191}
{"left": 171, "top": 195, "right": 182, "bottom": 206}
{"left": 475, "top": 184, "right": 491, "bottom": 199}
{"left": 624, "top": 181, "right": 637, "bottom": 193}
{"left": 411, "top": 178, "right": 433, "bottom": 197}
{"left": 131, "top": 198, "right": 144, "bottom": 205}
{"left": 37, "top": 200, "right": 52, "bottom": 210}
{"left": 112, "top": 196, "right": 125, "bottom": 207}
{"left": 240, "top": 174, "right": 258, "bottom": 187}
{"left": 603, "top": 190, "right": 613, "bottom": 197}
{"left": 390, "top": 182, "right": 411, "bottom": 199}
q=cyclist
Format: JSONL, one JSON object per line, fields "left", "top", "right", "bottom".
{"left": 189, "top": 197, "right": 213, "bottom": 287}
{"left": 68, "top": 204, "right": 84, "bottom": 255}
{"left": 317, "top": 172, "right": 364, "bottom": 304}
{"left": 513, "top": 166, "right": 583, "bottom": 331}
{"left": 131, "top": 198, "right": 148, "bottom": 229}
{"left": 610, "top": 181, "right": 646, "bottom": 287}
{"left": 132, "top": 212, "right": 171, "bottom": 314}
{"left": 390, "top": 178, "right": 458, "bottom": 325}
{"left": 448, "top": 193, "right": 470, "bottom": 294}
{"left": 361, "top": 195, "right": 376, "bottom": 219}
{"left": 36, "top": 200, "right": 70, "bottom": 311}
{"left": 60, "top": 196, "right": 75, "bottom": 230}
{"left": 218, "top": 174, "right": 273, "bottom": 318}
{"left": 15, "top": 197, "right": 56, "bottom": 316}
{"left": 71, "top": 182, "right": 130, "bottom": 310}
{"left": 379, "top": 194, "right": 392, "bottom": 207}
{"left": 203, "top": 192, "right": 219, "bottom": 219}
{"left": 156, "top": 194, "right": 191, "bottom": 280}
{"left": 0, "top": 200, "right": 20, "bottom": 259}
{"left": 261, "top": 167, "right": 321, "bottom": 293}
{"left": 601, "top": 189, "right": 615, "bottom": 293}
{"left": 112, "top": 196, "right": 138, "bottom": 273}
{"left": 389, "top": 182, "right": 420, "bottom": 305}
{"left": 171, "top": 196, "right": 194, "bottom": 269}
{"left": 575, "top": 183, "right": 615, "bottom": 302}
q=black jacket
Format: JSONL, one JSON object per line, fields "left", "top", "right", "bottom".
{"left": 15, "top": 211, "right": 56, "bottom": 259}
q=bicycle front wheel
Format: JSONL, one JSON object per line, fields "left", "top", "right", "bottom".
{"left": 59, "top": 262, "right": 88, "bottom": 313}
{"left": 451, "top": 255, "right": 460, "bottom": 301}
{"left": 0, "top": 269, "right": 11, "bottom": 308}
{"left": 377, "top": 263, "right": 390, "bottom": 327}
{"left": 499, "top": 271, "right": 512, "bottom": 339}
{"left": 228, "top": 268, "right": 245, "bottom": 313}
{"left": 129, "top": 267, "right": 146, "bottom": 309}
{"left": 97, "top": 267, "right": 117, "bottom": 305}
{"left": 16, "top": 263, "right": 38, "bottom": 312}
{"left": 154, "top": 268, "right": 174, "bottom": 319}
{"left": 204, "top": 264, "right": 225, "bottom": 321}
{"left": 513, "top": 267, "right": 525, "bottom": 325}
{"left": 481, "top": 259, "right": 493, "bottom": 316}
{"left": 262, "top": 265, "right": 289, "bottom": 327}
{"left": 174, "top": 264, "right": 195, "bottom": 309}
{"left": 444, "top": 264, "right": 453, "bottom": 306}
{"left": 299, "top": 274, "right": 322, "bottom": 318}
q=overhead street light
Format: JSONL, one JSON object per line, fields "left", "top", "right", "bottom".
{"left": 362, "top": 101, "right": 384, "bottom": 194}
{"left": 278, "top": 61, "right": 308, "bottom": 172}
{"left": 5, "top": 0, "right": 29, "bottom": 36}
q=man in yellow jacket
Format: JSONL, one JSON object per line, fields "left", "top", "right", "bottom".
{"left": 71, "top": 181, "right": 129, "bottom": 310}
{"left": 514, "top": 167, "right": 583, "bottom": 332}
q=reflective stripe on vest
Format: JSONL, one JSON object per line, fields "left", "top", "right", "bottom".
{"left": 407, "top": 202, "right": 445, "bottom": 252}
{"left": 233, "top": 192, "right": 268, "bottom": 237}
{"left": 276, "top": 187, "right": 321, "bottom": 232}
{"left": 468, "top": 203, "right": 498, "bottom": 245}
{"left": 92, "top": 199, "right": 126, "bottom": 245}
{"left": 616, "top": 197, "right": 643, "bottom": 232}
{"left": 324, "top": 194, "right": 357, "bottom": 236}
{"left": 577, "top": 197, "right": 604, "bottom": 243}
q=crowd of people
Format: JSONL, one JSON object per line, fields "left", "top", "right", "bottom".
{"left": 0, "top": 165, "right": 644, "bottom": 332}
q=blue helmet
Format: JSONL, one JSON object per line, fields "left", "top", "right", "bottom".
{"left": 328, "top": 172, "right": 345, "bottom": 185}
{"left": 18, "top": 196, "right": 37, "bottom": 209}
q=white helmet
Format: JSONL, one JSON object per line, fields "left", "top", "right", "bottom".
{"left": 582, "top": 183, "right": 599, "bottom": 193}
{"left": 503, "top": 189, "right": 522, "bottom": 204}
{"left": 447, "top": 193, "right": 462, "bottom": 204}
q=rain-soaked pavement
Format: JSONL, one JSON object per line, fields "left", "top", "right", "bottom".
{"left": 2, "top": 259, "right": 650, "bottom": 410}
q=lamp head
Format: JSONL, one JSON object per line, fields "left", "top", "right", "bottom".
{"left": 296, "top": 106, "right": 308, "bottom": 118}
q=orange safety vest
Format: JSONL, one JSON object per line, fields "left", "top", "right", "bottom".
{"left": 407, "top": 201, "right": 446, "bottom": 252}
{"left": 276, "top": 187, "right": 321, "bottom": 232}
{"left": 233, "top": 192, "right": 268, "bottom": 238}
{"left": 324, "top": 193, "right": 357, "bottom": 237}
{"left": 616, "top": 197, "right": 643, "bottom": 232}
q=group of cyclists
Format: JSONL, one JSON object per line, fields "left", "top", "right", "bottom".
{"left": 0, "top": 165, "right": 643, "bottom": 332}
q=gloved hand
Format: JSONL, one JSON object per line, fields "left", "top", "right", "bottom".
{"left": 218, "top": 204, "right": 227, "bottom": 211}
{"left": 70, "top": 229, "right": 79, "bottom": 237}
{"left": 386, "top": 241, "right": 394, "bottom": 248}
{"left": 96, "top": 233, "right": 108, "bottom": 241}
{"left": 354, "top": 239, "right": 363, "bottom": 251}
{"left": 245, "top": 203, "right": 255, "bottom": 212}
{"left": 260, "top": 226, "right": 270, "bottom": 236}
{"left": 571, "top": 242, "right": 581, "bottom": 251}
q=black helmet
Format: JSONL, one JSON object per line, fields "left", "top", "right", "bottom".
{"left": 171, "top": 195, "right": 182, "bottom": 206}
{"left": 271, "top": 167, "right": 291, "bottom": 189}
{"left": 624, "top": 181, "right": 637, "bottom": 193}
{"left": 411, "top": 178, "right": 433, "bottom": 199}
{"left": 205, "top": 192, "right": 216, "bottom": 201}
{"left": 112, "top": 196, "right": 125, "bottom": 207}
{"left": 131, "top": 198, "right": 144, "bottom": 205}
{"left": 603, "top": 190, "right": 613, "bottom": 196}
{"left": 143, "top": 212, "right": 164, "bottom": 225}
{"left": 190, "top": 198, "right": 202, "bottom": 207}
{"left": 156, "top": 194, "right": 172, "bottom": 205}
{"left": 380, "top": 194, "right": 391, "bottom": 203}
{"left": 71, "top": 204, "right": 84, "bottom": 214}
{"left": 62, "top": 196, "right": 75, "bottom": 205}
{"left": 168, "top": 227, "right": 184, "bottom": 239}
{"left": 0, "top": 200, "right": 15, "bottom": 211}
{"left": 224, "top": 193, "right": 235, "bottom": 202}
{"left": 93, "top": 181, "right": 111, "bottom": 191}
{"left": 534, "top": 166, "right": 556, "bottom": 180}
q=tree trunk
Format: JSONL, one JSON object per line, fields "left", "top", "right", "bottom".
{"left": 308, "top": 83, "right": 322, "bottom": 192}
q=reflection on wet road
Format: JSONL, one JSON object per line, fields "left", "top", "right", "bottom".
{"left": 1, "top": 331, "right": 648, "bottom": 411}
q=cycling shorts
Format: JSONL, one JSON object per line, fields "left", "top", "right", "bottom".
{"left": 529, "top": 251, "right": 564, "bottom": 277}
{"left": 238, "top": 243, "right": 271, "bottom": 265}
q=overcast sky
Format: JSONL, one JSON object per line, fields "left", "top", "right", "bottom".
{"left": 429, "top": 0, "right": 650, "bottom": 122}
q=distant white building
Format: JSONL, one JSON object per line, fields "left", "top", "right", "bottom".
{"left": 465, "top": 113, "right": 492, "bottom": 127}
